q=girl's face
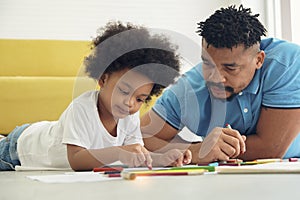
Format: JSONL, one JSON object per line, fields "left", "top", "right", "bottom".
{"left": 98, "top": 68, "right": 153, "bottom": 120}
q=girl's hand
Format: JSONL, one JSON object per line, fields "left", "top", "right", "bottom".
{"left": 155, "top": 149, "right": 192, "bottom": 167}
{"left": 118, "top": 144, "right": 152, "bottom": 168}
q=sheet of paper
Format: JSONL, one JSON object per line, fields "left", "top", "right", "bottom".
{"left": 27, "top": 172, "right": 121, "bottom": 183}
{"left": 15, "top": 165, "right": 71, "bottom": 171}
{"left": 217, "top": 161, "right": 300, "bottom": 174}
{"left": 16, "top": 161, "right": 125, "bottom": 171}
{"left": 26, "top": 166, "right": 193, "bottom": 183}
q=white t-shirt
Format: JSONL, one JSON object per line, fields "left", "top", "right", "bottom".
{"left": 17, "top": 90, "right": 143, "bottom": 169}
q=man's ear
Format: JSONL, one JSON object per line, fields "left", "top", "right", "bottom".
{"left": 256, "top": 50, "right": 265, "bottom": 69}
{"left": 98, "top": 74, "right": 109, "bottom": 87}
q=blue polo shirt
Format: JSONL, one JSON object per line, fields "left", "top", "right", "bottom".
{"left": 153, "top": 38, "right": 300, "bottom": 158}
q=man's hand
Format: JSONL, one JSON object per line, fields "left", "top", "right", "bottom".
{"left": 118, "top": 144, "right": 153, "bottom": 168}
{"left": 191, "top": 127, "right": 246, "bottom": 163}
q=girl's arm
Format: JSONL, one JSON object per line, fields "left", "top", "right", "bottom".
{"left": 67, "top": 143, "right": 152, "bottom": 171}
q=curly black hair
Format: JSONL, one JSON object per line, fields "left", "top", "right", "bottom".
{"left": 84, "top": 21, "right": 181, "bottom": 103}
{"left": 197, "top": 5, "right": 267, "bottom": 49}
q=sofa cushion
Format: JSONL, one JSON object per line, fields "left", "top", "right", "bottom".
{"left": 0, "top": 39, "right": 90, "bottom": 76}
{"left": 0, "top": 76, "right": 96, "bottom": 134}
{"left": 0, "top": 39, "right": 155, "bottom": 134}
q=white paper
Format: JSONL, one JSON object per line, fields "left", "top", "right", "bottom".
{"left": 27, "top": 172, "right": 121, "bottom": 183}
{"left": 15, "top": 165, "right": 71, "bottom": 171}
{"left": 217, "top": 161, "right": 300, "bottom": 173}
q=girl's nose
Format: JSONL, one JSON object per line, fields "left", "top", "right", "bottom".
{"left": 124, "top": 96, "right": 134, "bottom": 107}
{"left": 208, "top": 67, "right": 226, "bottom": 83}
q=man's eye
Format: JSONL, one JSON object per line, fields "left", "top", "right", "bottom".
{"left": 225, "top": 66, "right": 240, "bottom": 72}
{"left": 226, "top": 67, "right": 237, "bottom": 71}
{"left": 137, "top": 98, "right": 146, "bottom": 103}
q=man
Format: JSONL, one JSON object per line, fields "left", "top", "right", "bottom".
{"left": 141, "top": 5, "right": 300, "bottom": 163}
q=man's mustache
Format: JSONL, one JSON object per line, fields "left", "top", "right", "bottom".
{"left": 206, "top": 82, "right": 234, "bottom": 93}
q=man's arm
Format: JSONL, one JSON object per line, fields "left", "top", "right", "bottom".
{"left": 239, "top": 107, "right": 300, "bottom": 161}
{"left": 141, "top": 109, "right": 181, "bottom": 151}
{"left": 141, "top": 109, "right": 246, "bottom": 163}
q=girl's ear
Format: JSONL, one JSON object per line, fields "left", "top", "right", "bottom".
{"left": 98, "top": 74, "right": 109, "bottom": 87}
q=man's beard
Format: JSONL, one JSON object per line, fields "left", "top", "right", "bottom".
{"left": 206, "top": 81, "right": 238, "bottom": 101}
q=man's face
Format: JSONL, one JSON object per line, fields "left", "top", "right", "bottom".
{"left": 201, "top": 39, "right": 264, "bottom": 100}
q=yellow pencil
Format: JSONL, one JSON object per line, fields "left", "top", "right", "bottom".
{"left": 241, "top": 158, "right": 282, "bottom": 165}
{"left": 255, "top": 158, "right": 282, "bottom": 164}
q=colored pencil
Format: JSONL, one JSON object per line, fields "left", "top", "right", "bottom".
{"left": 93, "top": 167, "right": 123, "bottom": 172}
{"left": 121, "top": 169, "right": 206, "bottom": 180}
{"left": 173, "top": 165, "right": 215, "bottom": 172}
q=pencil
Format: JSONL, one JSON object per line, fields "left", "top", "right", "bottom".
{"left": 241, "top": 158, "right": 282, "bottom": 165}
{"left": 138, "top": 171, "right": 203, "bottom": 177}
{"left": 107, "top": 173, "right": 122, "bottom": 178}
{"left": 225, "top": 123, "right": 232, "bottom": 129}
{"left": 218, "top": 163, "right": 241, "bottom": 166}
{"left": 226, "top": 158, "right": 243, "bottom": 163}
{"left": 121, "top": 170, "right": 206, "bottom": 180}
{"left": 93, "top": 167, "right": 123, "bottom": 172}
{"left": 255, "top": 158, "right": 282, "bottom": 163}
{"left": 289, "top": 158, "right": 298, "bottom": 162}
{"left": 172, "top": 165, "right": 215, "bottom": 172}
{"left": 104, "top": 171, "right": 122, "bottom": 174}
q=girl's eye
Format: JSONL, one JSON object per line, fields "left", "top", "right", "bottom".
{"left": 118, "top": 87, "right": 129, "bottom": 95}
{"left": 203, "top": 61, "right": 215, "bottom": 69}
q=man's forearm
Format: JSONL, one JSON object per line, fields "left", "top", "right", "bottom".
{"left": 238, "top": 134, "right": 287, "bottom": 161}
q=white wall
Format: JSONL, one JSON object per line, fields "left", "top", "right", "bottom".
{"left": 0, "top": 0, "right": 269, "bottom": 41}
{"left": 0, "top": 0, "right": 232, "bottom": 42}
{"left": 0, "top": 0, "right": 271, "bottom": 73}
{"left": 230, "top": 0, "right": 266, "bottom": 25}
{"left": 0, "top": 0, "right": 242, "bottom": 73}
{"left": 290, "top": 0, "right": 300, "bottom": 44}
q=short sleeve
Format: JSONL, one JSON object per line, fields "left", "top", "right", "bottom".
{"left": 262, "top": 43, "right": 300, "bottom": 108}
{"left": 153, "top": 87, "right": 183, "bottom": 130}
{"left": 61, "top": 102, "right": 94, "bottom": 148}
{"left": 152, "top": 65, "right": 208, "bottom": 132}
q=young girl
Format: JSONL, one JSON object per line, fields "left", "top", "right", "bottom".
{"left": 0, "top": 21, "right": 191, "bottom": 171}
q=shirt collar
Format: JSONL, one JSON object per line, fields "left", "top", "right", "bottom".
{"left": 242, "top": 69, "right": 260, "bottom": 95}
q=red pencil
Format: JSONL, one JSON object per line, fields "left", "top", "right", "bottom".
{"left": 93, "top": 167, "right": 123, "bottom": 172}
{"left": 138, "top": 172, "right": 191, "bottom": 177}
{"left": 289, "top": 158, "right": 298, "bottom": 162}
{"left": 218, "top": 163, "right": 241, "bottom": 166}
{"left": 107, "top": 173, "right": 122, "bottom": 178}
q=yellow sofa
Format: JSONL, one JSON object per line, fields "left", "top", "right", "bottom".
{"left": 0, "top": 39, "right": 153, "bottom": 135}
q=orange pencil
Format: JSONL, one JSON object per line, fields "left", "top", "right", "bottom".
{"left": 121, "top": 170, "right": 205, "bottom": 180}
